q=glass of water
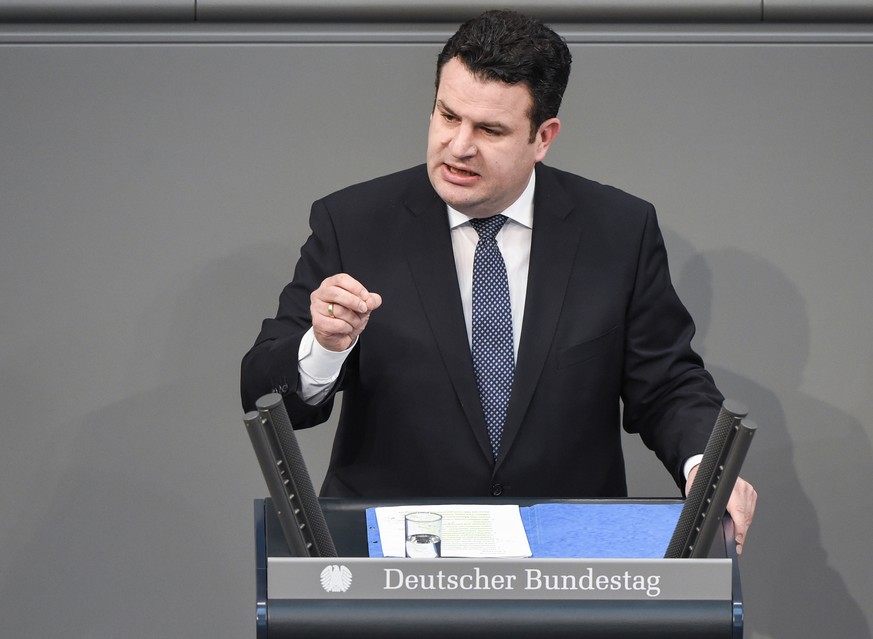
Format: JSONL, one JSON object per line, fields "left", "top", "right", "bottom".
{"left": 405, "top": 512, "right": 442, "bottom": 558}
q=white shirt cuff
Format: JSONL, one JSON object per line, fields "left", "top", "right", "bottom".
{"left": 683, "top": 454, "right": 704, "bottom": 481}
{"left": 298, "top": 327, "right": 354, "bottom": 381}
{"left": 297, "top": 327, "right": 355, "bottom": 404}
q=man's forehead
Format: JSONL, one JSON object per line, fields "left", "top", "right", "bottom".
{"left": 436, "top": 62, "right": 533, "bottom": 115}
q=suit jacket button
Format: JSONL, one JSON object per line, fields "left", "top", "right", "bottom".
{"left": 490, "top": 484, "right": 504, "bottom": 496}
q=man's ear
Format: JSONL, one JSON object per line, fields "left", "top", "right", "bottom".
{"left": 534, "top": 117, "right": 561, "bottom": 162}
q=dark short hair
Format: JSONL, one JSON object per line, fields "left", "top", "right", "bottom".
{"left": 435, "top": 10, "right": 572, "bottom": 140}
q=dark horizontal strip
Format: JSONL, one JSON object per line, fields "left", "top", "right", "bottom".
{"left": 0, "top": 1, "right": 872, "bottom": 26}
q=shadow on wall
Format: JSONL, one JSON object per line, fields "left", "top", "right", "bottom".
{"left": 669, "top": 235, "right": 873, "bottom": 639}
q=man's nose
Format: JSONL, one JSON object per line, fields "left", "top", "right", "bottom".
{"left": 448, "top": 125, "right": 477, "bottom": 158}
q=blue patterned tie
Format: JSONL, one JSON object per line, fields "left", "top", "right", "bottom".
{"left": 470, "top": 215, "right": 515, "bottom": 461}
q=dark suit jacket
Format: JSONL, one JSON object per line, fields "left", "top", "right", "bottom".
{"left": 241, "top": 163, "right": 723, "bottom": 499}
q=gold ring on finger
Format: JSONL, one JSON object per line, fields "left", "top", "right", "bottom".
{"left": 327, "top": 303, "right": 335, "bottom": 318}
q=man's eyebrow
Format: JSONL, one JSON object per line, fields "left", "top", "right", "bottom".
{"left": 435, "top": 100, "right": 509, "bottom": 132}
{"left": 435, "top": 99, "right": 456, "bottom": 115}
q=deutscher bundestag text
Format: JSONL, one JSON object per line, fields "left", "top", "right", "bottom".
{"left": 383, "top": 567, "right": 662, "bottom": 598}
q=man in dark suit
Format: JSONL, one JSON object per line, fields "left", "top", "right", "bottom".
{"left": 241, "top": 10, "right": 756, "bottom": 551}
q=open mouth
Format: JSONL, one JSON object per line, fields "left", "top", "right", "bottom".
{"left": 446, "top": 164, "right": 479, "bottom": 178}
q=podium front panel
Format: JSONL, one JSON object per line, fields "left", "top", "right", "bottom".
{"left": 254, "top": 499, "right": 743, "bottom": 638}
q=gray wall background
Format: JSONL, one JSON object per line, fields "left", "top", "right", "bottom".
{"left": 1, "top": 9, "right": 872, "bottom": 639}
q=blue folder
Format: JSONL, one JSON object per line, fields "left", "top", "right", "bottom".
{"left": 366, "top": 503, "right": 682, "bottom": 558}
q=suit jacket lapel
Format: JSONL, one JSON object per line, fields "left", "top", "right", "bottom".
{"left": 496, "top": 164, "right": 582, "bottom": 469}
{"left": 401, "top": 179, "right": 495, "bottom": 462}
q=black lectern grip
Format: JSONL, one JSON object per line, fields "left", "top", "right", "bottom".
{"left": 665, "top": 399, "right": 751, "bottom": 559}
{"left": 253, "top": 393, "right": 337, "bottom": 557}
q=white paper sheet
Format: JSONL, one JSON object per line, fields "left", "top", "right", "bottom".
{"left": 374, "top": 504, "right": 532, "bottom": 558}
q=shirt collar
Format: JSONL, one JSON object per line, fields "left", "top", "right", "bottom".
{"left": 447, "top": 169, "right": 536, "bottom": 230}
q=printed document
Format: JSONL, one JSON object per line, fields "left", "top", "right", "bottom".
{"left": 374, "top": 504, "right": 532, "bottom": 558}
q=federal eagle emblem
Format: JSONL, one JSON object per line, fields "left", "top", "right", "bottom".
{"left": 320, "top": 564, "right": 353, "bottom": 593}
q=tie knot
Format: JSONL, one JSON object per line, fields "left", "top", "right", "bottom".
{"left": 470, "top": 215, "right": 508, "bottom": 241}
